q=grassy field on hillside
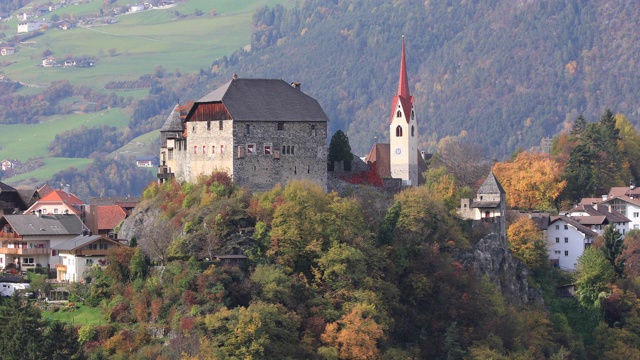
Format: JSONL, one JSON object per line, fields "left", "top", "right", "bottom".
{"left": 0, "top": 108, "right": 128, "bottom": 161}
{"left": 0, "top": 0, "right": 287, "bottom": 187}
{"left": 42, "top": 304, "right": 104, "bottom": 326}
{"left": 2, "top": 0, "right": 286, "bottom": 90}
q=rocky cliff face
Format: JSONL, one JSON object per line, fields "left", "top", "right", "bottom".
{"left": 454, "top": 233, "right": 544, "bottom": 306}
{"left": 117, "top": 202, "right": 161, "bottom": 242}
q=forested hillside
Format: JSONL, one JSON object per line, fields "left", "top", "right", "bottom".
{"left": 204, "top": 0, "right": 640, "bottom": 157}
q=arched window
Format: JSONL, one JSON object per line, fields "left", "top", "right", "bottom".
{"left": 395, "top": 125, "right": 403, "bottom": 137}
{"left": 411, "top": 125, "right": 415, "bottom": 136}
{"left": 396, "top": 110, "right": 402, "bottom": 118}
{"left": 411, "top": 110, "right": 415, "bottom": 120}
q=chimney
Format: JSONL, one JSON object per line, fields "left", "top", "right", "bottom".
{"left": 602, "top": 195, "right": 608, "bottom": 201}
{"left": 291, "top": 82, "right": 301, "bottom": 90}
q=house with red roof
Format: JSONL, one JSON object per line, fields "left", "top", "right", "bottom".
{"left": 85, "top": 197, "right": 139, "bottom": 238}
{"left": 24, "top": 188, "right": 85, "bottom": 219}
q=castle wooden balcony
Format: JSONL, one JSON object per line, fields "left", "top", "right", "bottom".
{"left": 0, "top": 247, "right": 50, "bottom": 255}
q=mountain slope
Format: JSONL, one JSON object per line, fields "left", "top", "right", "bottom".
{"left": 206, "top": 0, "right": 640, "bottom": 158}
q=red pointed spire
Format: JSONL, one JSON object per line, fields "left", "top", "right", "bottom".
{"left": 397, "top": 36, "right": 411, "bottom": 99}
{"left": 390, "top": 36, "right": 414, "bottom": 124}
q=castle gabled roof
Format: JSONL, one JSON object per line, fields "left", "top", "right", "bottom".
{"left": 191, "top": 78, "right": 329, "bottom": 123}
{"left": 477, "top": 172, "right": 505, "bottom": 195}
{"left": 160, "top": 104, "right": 183, "bottom": 132}
{"left": 390, "top": 37, "right": 414, "bottom": 124}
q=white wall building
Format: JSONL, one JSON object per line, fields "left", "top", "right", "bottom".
{"left": 546, "top": 216, "right": 598, "bottom": 271}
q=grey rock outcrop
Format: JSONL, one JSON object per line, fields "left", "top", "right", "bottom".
{"left": 454, "top": 233, "right": 544, "bottom": 306}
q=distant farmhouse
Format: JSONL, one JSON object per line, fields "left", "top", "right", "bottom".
{"left": 158, "top": 76, "right": 329, "bottom": 192}
{"left": 0, "top": 47, "right": 15, "bottom": 56}
{"left": 18, "top": 21, "right": 46, "bottom": 33}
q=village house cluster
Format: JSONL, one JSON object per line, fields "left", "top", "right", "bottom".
{"left": 0, "top": 182, "right": 138, "bottom": 283}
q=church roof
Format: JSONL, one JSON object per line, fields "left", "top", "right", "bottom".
{"left": 160, "top": 104, "right": 183, "bottom": 132}
{"left": 477, "top": 172, "right": 505, "bottom": 195}
{"left": 192, "top": 78, "right": 329, "bottom": 123}
{"left": 365, "top": 143, "right": 391, "bottom": 178}
{"left": 390, "top": 37, "right": 413, "bottom": 124}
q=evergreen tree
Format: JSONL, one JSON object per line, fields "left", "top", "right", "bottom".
{"left": 602, "top": 225, "right": 625, "bottom": 278}
{"left": 328, "top": 130, "right": 353, "bottom": 171}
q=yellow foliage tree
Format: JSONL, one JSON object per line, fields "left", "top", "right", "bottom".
{"left": 493, "top": 151, "right": 567, "bottom": 210}
{"left": 506, "top": 217, "right": 547, "bottom": 271}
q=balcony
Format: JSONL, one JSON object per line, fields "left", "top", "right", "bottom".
{"left": 54, "top": 264, "right": 67, "bottom": 271}
{"left": 0, "top": 232, "right": 21, "bottom": 240}
{"left": 75, "top": 249, "right": 110, "bottom": 256}
{"left": 0, "top": 247, "right": 50, "bottom": 255}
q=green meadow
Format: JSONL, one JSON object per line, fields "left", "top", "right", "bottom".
{"left": 0, "top": 0, "right": 287, "bottom": 186}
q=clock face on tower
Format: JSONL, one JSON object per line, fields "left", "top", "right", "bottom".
{"left": 395, "top": 148, "right": 402, "bottom": 155}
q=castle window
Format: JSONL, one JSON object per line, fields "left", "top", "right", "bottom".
{"left": 291, "top": 146, "right": 295, "bottom": 155}
{"left": 555, "top": 237, "right": 560, "bottom": 243}
{"left": 277, "top": 122, "right": 284, "bottom": 131}
{"left": 411, "top": 125, "right": 415, "bottom": 136}
{"left": 395, "top": 125, "right": 403, "bottom": 137}
{"left": 308, "top": 165, "right": 310, "bottom": 174}
{"left": 311, "top": 124, "right": 317, "bottom": 136}
{"left": 245, "top": 124, "right": 251, "bottom": 135}
{"left": 202, "top": 145, "right": 206, "bottom": 154}
{"left": 237, "top": 146, "right": 245, "bottom": 158}
{"left": 211, "top": 145, "right": 215, "bottom": 155}
{"left": 396, "top": 110, "right": 402, "bottom": 118}
{"left": 264, "top": 143, "right": 272, "bottom": 155}
{"left": 564, "top": 251, "right": 569, "bottom": 256}
{"left": 207, "top": 121, "right": 211, "bottom": 130}
{"left": 564, "top": 237, "right": 568, "bottom": 243}
{"left": 294, "top": 166, "right": 297, "bottom": 175}
{"left": 220, "top": 145, "right": 225, "bottom": 154}
{"left": 284, "top": 146, "right": 289, "bottom": 155}
{"left": 219, "top": 120, "right": 223, "bottom": 130}
{"left": 194, "top": 146, "right": 198, "bottom": 154}
{"left": 168, "top": 149, "right": 173, "bottom": 160}
{"left": 247, "top": 144, "right": 255, "bottom": 155}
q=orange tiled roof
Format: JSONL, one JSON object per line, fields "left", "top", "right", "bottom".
{"left": 96, "top": 205, "right": 127, "bottom": 231}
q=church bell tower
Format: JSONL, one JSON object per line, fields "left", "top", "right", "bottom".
{"left": 389, "top": 36, "right": 419, "bottom": 186}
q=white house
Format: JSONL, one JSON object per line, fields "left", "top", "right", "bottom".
{"left": 567, "top": 203, "right": 630, "bottom": 235}
{"left": 0, "top": 214, "right": 88, "bottom": 272}
{"left": 52, "top": 235, "right": 122, "bottom": 282}
{"left": 546, "top": 216, "right": 598, "bottom": 271}
{"left": 599, "top": 195, "right": 640, "bottom": 232}
{"left": 0, "top": 47, "right": 15, "bottom": 56}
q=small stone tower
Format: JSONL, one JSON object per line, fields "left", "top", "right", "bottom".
{"left": 389, "top": 36, "right": 419, "bottom": 186}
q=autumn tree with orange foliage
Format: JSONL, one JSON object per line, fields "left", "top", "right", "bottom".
{"left": 493, "top": 151, "right": 566, "bottom": 210}
{"left": 320, "top": 303, "right": 384, "bottom": 360}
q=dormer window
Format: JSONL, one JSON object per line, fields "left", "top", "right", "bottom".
{"left": 396, "top": 125, "right": 403, "bottom": 137}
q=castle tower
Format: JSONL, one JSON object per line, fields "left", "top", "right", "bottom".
{"left": 389, "top": 36, "right": 419, "bottom": 186}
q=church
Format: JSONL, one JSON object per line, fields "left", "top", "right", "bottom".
{"left": 364, "top": 37, "right": 428, "bottom": 187}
